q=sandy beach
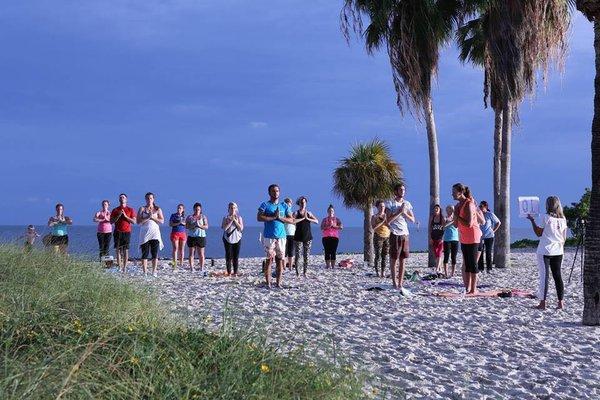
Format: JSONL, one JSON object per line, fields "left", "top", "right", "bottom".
{"left": 112, "top": 250, "right": 598, "bottom": 399}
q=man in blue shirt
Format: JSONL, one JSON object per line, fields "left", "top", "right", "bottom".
{"left": 478, "top": 201, "right": 501, "bottom": 273}
{"left": 257, "top": 184, "right": 294, "bottom": 288}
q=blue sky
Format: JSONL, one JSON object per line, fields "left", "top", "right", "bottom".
{"left": 0, "top": 1, "right": 593, "bottom": 227}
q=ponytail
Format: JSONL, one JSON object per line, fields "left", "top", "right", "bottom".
{"left": 464, "top": 186, "right": 472, "bottom": 199}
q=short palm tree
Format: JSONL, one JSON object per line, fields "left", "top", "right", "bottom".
{"left": 457, "top": 0, "right": 571, "bottom": 268}
{"left": 576, "top": 0, "right": 600, "bottom": 325}
{"left": 333, "top": 139, "right": 403, "bottom": 263}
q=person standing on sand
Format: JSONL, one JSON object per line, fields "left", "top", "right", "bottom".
{"left": 257, "top": 184, "right": 293, "bottom": 288}
{"left": 169, "top": 204, "right": 187, "bottom": 269}
{"left": 48, "top": 203, "right": 72, "bottom": 255}
{"left": 477, "top": 201, "right": 501, "bottom": 273}
{"left": 385, "top": 184, "right": 415, "bottom": 295}
{"left": 371, "top": 200, "right": 390, "bottom": 278}
{"left": 222, "top": 202, "right": 244, "bottom": 275}
{"left": 452, "top": 183, "right": 484, "bottom": 295}
{"left": 527, "top": 196, "right": 567, "bottom": 310}
{"left": 429, "top": 204, "right": 445, "bottom": 275}
{"left": 110, "top": 194, "right": 137, "bottom": 273}
{"left": 137, "top": 192, "right": 164, "bottom": 277}
{"left": 186, "top": 202, "right": 208, "bottom": 272}
{"left": 293, "top": 196, "right": 318, "bottom": 276}
{"left": 443, "top": 205, "right": 459, "bottom": 278}
{"left": 283, "top": 198, "right": 296, "bottom": 271}
{"left": 93, "top": 200, "right": 112, "bottom": 260}
{"left": 321, "top": 205, "right": 343, "bottom": 269}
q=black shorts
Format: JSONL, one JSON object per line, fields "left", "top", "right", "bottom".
{"left": 113, "top": 231, "right": 131, "bottom": 249}
{"left": 50, "top": 235, "right": 68, "bottom": 246}
{"left": 187, "top": 236, "right": 206, "bottom": 248}
{"left": 285, "top": 235, "right": 295, "bottom": 257}
{"left": 140, "top": 239, "right": 160, "bottom": 260}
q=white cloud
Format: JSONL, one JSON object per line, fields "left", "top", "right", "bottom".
{"left": 250, "top": 121, "right": 268, "bottom": 128}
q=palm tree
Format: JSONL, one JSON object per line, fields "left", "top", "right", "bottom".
{"left": 333, "top": 139, "right": 403, "bottom": 263}
{"left": 457, "top": 1, "right": 571, "bottom": 268}
{"left": 341, "top": 0, "right": 461, "bottom": 267}
{"left": 342, "top": 0, "right": 462, "bottom": 216}
{"left": 576, "top": 0, "right": 600, "bottom": 325}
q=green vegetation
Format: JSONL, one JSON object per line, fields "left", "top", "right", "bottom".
{"left": 0, "top": 247, "right": 364, "bottom": 399}
{"left": 511, "top": 237, "right": 579, "bottom": 249}
{"left": 563, "top": 188, "right": 590, "bottom": 239}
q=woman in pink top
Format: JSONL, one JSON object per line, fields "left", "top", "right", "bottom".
{"left": 452, "top": 183, "right": 484, "bottom": 294}
{"left": 93, "top": 200, "right": 113, "bottom": 259}
{"left": 321, "top": 204, "right": 343, "bottom": 268}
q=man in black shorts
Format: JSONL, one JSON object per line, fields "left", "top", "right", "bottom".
{"left": 110, "top": 193, "right": 137, "bottom": 273}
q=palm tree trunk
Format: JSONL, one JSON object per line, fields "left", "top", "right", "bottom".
{"left": 363, "top": 205, "right": 374, "bottom": 265}
{"left": 493, "top": 109, "right": 503, "bottom": 262}
{"left": 495, "top": 104, "right": 512, "bottom": 268}
{"left": 425, "top": 96, "right": 440, "bottom": 269}
{"left": 583, "top": 20, "right": 600, "bottom": 326}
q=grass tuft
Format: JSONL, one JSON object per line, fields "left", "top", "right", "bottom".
{"left": 0, "top": 246, "right": 364, "bottom": 399}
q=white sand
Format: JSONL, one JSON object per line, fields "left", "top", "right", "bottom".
{"left": 112, "top": 249, "right": 599, "bottom": 399}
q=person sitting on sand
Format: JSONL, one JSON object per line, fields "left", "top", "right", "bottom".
{"left": 257, "top": 184, "right": 294, "bottom": 288}
{"left": 321, "top": 204, "right": 343, "bottom": 269}
{"left": 452, "top": 183, "right": 484, "bottom": 295}
{"left": 293, "top": 196, "right": 318, "bottom": 276}
{"left": 93, "top": 200, "right": 112, "bottom": 260}
{"left": 48, "top": 203, "right": 72, "bottom": 255}
{"left": 110, "top": 193, "right": 137, "bottom": 274}
{"left": 385, "top": 183, "right": 415, "bottom": 295}
{"left": 169, "top": 204, "right": 187, "bottom": 269}
{"left": 137, "top": 192, "right": 164, "bottom": 277}
{"left": 477, "top": 201, "right": 501, "bottom": 273}
{"left": 283, "top": 198, "right": 296, "bottom": 271}
{"left": 527, "top": 196, "right": 567, "bottom": 310}
{"left": 371, "top": 200, "right": 390, "bottom": 278}
{"left": 429, "top": 204, "right": 445, "bottom": 275}
{"left": 22, "top": 225, "right": 40, "bottom": 253}
{"left": 222, "top": 202, "right": 243, "bottom": 275}
{"left": 186, "top": 202, "right": 209, "bottom": 272}
{"left": 443, "top": 205, "right": 459, "bottom": 278}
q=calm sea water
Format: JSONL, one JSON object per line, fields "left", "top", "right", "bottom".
{"left": 0, "top": 225, "right": 538, "bottom": 260}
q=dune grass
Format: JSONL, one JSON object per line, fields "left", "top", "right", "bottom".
{"left": 0, "top": 247, "right": 365, "bottom": 399}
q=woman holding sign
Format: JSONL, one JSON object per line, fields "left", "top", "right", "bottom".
{"left": 527, "top": 196, "right": 567, "bottom": 310}
{"left": 452, "top": 183, "right": 484, "bottom": 294}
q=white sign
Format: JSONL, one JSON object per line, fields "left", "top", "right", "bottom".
{"left": 518, "top": 196, "right": 540, "bottom": 218}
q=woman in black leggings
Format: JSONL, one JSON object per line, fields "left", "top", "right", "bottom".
{"left": 222, "top": 202, "right": 244, "bottom": 275}
{"left": 527, "top": 196, "right": 567, "bottom": 310}
{"left": 321, "top": 204, "right": 343, "bottom": 268}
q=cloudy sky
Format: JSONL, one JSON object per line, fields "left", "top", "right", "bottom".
{"left": 0, "top": 1, "right": 593, "bottom": 226}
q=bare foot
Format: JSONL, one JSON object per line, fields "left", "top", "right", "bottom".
{"left": 534, "top": 302, "right": 546, "bottom": 310}
{"left": 557, "top": 301, "right": 564, "bottom": 310}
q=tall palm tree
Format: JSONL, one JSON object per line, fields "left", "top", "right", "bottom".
{"left": 333, "top": 139, "right": 403, "bottom": 263}
{"left": 341, "top": 0, "right": 461, "bottom": 267}
{"left": 457, "top": 1, "right": 571, "bottom": 268}
{"left": 576, "top": 0, "right": 600, "bottom": 325}
{"left": 342, "top": 0, "right": 462, "bottom": 213}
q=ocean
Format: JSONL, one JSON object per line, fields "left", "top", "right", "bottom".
{"left": 1, "top": 225, "right": 538, "bottom": 260}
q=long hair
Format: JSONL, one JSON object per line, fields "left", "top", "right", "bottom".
{"left": 145, "top": 192, "right": 159, "bottom": 210}
{"left": 546, "top": 196, "right": 564, "bottom": 218}
{"left": 452, "top": 183, "right": 472, "bottom": 199}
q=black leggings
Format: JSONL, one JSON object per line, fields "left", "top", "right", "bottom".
{"left": 223, "top": 238, "right": 241, "bottom": 274}
{"left": 541, "top": 255, "right": 564, "bottom": 301}
{"left": 97, "top": 232, "right": 111, "bottom": 259}
{"left": 443, "top": 241, "right": 458, "bottom": 265}
{"left": 461, "top": 243, "right": 479, "bottom": 274}
{"left": 478, "top": 237, "right": 494, "bottom": 271}
{"left": 322, "top": 237, "right": 339, "bottom": 261}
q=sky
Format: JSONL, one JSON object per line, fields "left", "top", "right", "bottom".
{"left": 0, "top": 0, "right": 593, "bottom": 227}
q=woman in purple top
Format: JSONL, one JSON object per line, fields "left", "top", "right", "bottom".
{"left": 169, "top": 204, "right": 187, "bottom": 269}
{"left": 93, "top": 200, "right": 112, "bottom": 259}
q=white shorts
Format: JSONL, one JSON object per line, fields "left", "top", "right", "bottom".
{"left": 262, "top": 237, "right": 286, "bottom": 259}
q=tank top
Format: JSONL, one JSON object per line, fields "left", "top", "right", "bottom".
{"left": 430, "top": 214, "right": 445, "bottom": 240}
{"left": 457, "top": 200, "right": 482, "bottom": 244}
{"left": 223, "top": 216, "right": 243, "bottom": 244}
{"left": 293, "top": 210, "right": 313, "bottom": 242}
{"left": 373, "top": 214, "right": 390, "bottom": 238}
